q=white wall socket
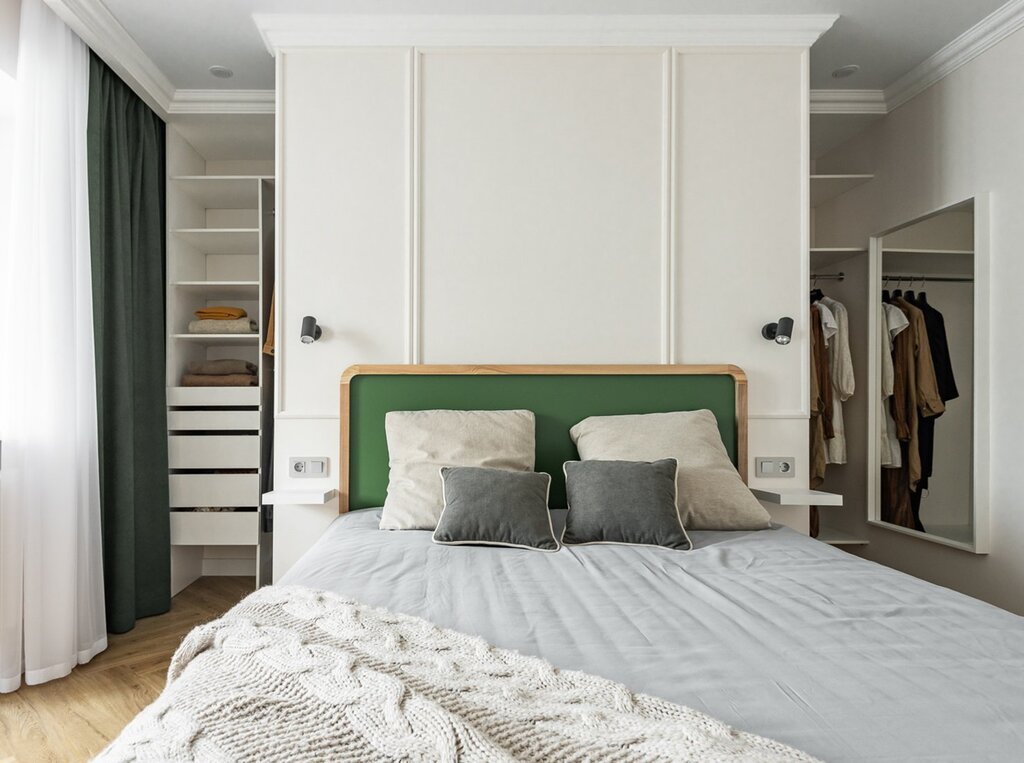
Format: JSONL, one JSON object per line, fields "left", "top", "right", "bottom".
{"left": 755, "top": 457, "right": 795, "bottom": 478}
{"left": 290, "top": 457, "right": 328, "bottom": 478}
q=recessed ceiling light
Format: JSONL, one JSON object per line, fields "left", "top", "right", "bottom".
{"left": 208, "top": 65, "right": 234, "bottom": 79}
{"left": 831, "top": 64, "right": 860, "bottom": 79}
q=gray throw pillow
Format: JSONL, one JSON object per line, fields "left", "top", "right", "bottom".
{"left": 562, "top": 459, "right": 691, "bottom": 550}
{"left": 433, "top": 467, "right": 559, "bottom": 552}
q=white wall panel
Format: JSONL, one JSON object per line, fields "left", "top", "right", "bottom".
{"left": 279, "top": 49, "right": 410, "bottom": 416}
{"left": 273, "top": 46, "right": 810, "bottom": 579}
{"left": 675, "top": 51, "right": 807, "bottom": 416}
{"left": 419, "top": 50, "right": 667, "bottom": 363}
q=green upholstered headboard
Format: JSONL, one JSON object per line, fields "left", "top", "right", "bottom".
{"left": 340, "top": 365, "right": 748, "bottom": 512}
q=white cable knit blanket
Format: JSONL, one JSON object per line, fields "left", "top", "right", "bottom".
{"left": 97, "top": 585, "right": 820, "bottom": 762}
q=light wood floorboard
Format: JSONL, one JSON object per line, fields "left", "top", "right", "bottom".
{"left": 0, "top": 576, "right": 253, "bottom": 763}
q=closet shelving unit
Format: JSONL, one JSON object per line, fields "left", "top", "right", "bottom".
{"left": 166, "top": 130, "right": 274, "bottom": 594}
{"left": 808, "top": 170, "right": 874, "bottom": 548}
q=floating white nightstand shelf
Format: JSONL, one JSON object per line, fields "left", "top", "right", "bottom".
{"left": 750, "top": 488, "right": 843, "bottom": 506}
{"left": 262, "top": 488, "right": 338, "bottom": 505}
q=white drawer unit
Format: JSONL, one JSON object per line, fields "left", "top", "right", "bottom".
{"left": 169, "top": 473, "right": 260, "bottom": 508}
{"left": 165, "top": 161, "right": 275, "bottom": 590}
{"left": 170, "top": 511, "right": 259, "bottom": 546}
{"left": 166, "top": 386, "right": 260, "bottom": 407}
{"left": 168, "top": 435, "right": 260, "bottom": 469}
{"left": 168, "top": 410, "right": 260, "bottom": 431}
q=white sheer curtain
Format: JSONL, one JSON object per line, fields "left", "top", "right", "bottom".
{"left": 0, "top": 0, "right": 106, "bottom": 693}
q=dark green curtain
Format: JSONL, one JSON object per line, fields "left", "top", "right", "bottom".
{"left": 87, "top": 51, "right": 170, "bottom": 634}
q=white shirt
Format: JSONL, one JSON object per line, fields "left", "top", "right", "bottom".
{"left": 880, "top": 303, "right": 910, "bottom": 468}
{"left": 820, "top": 297, "right": 854, "bottom": 464}
{"left": 816, "top": 301, "right": 838, "bottom": 348}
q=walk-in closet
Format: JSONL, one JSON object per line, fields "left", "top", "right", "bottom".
{"left": 809, "top": 190, "right": 987, "bottom": 554}
{"left": 165, "top": 114, "right": 276, "bottom": 592}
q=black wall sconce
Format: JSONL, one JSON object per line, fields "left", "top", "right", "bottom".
{"left": 761, "top": 317, "right": 794, "bottom": 345}
{"left": 300, "top": 315, "right": 323, "bottom": 344}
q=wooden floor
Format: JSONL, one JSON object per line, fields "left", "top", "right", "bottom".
{"left": 0, "top": 576, "right": 253, "bottom": 763}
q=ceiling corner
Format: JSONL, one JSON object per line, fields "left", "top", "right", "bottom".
{"left": 884, "top": 0, "right": 1024, "bottom": 111}
{"left": 44, "top": 0, "right": 174, "bottom": 116}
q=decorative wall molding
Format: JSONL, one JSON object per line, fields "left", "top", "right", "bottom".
{"left": 885, "top": 0, "right": 1024, "bottom": 111}
{"left": 254, "top": 14, "right": 838, "bottom": 54}
{"left": 406, "top": 50, "right": 422, "bottom": 365}
{"left": 660, "top": 49, "right": 677, "bottom": 364}
{"left": 809, "top": 89, "right": 887, "bottom": 115}
{"left": 169, "top": 89, "right": 275, "bottom": 114}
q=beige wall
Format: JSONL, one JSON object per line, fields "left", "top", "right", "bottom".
{"left": 815, "top": 28, "right": 1024, "bottom": 615}
{"left": 273, "top": 46, "right": 811, "bottom": 579}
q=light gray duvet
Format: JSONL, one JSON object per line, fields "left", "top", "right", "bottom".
{"left": 282, "top": 510, "right": 1024, "bottom": 762}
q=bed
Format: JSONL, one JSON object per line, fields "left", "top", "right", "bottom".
{"left": 102, "top": 365, "right": 1024, "bottom": 761}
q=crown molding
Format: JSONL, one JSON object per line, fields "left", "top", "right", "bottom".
{"left": 884, "top": 0, "right": 1024, "bottom": 111}
{"left": 254, "top": 13, "right": 838, "bottom": 53}
{"left": 812, "top": 0, "right": 1024, "bottom": 117}
{"left": 44, "top": 0, "right": 174, "bottom": 115}
{"left": 169, "top": 89, "right": 276, "bottom": 114}
{"left": 43, "top": 0, "right": 276, "bottom": 117}
{"left": 809, "top": 89, "right": 887, "bottom": 114}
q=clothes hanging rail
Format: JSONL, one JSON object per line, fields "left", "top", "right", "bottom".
{"left": 810, "top": 272, "right": 845, "bottom": 281}
{"left": 882, "top": 273, "right": 973, "bottom": 283}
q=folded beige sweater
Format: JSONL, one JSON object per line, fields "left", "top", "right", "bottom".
{"left": 187, "top": 318, "right": 257, "bottom": 335}
{"left": 187, "top": 359, "right": 257, "bottom": 376}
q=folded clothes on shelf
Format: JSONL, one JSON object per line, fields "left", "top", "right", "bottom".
{"left": 181, "top": 373, "right": 258, "bottom": 387}
{"left": 187, "top": 317, "right": 258, "bottom": 334}
{"left": 187, "top": 358, "right": 257, "bottom": 375}
{"left": 195, "top": 306, "right": 247, "bottom": 321}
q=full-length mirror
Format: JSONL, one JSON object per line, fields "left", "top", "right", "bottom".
{"left": 870, "top": 198, "right": 988, "bottom": 552}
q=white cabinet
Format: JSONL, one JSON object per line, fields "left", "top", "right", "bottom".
{"left": 165, "top": 126, "right": 275, "bottom": 593}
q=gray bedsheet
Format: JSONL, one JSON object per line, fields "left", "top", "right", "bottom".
{"left": 281, "top": 510, "right": 1024, "bottom": 762}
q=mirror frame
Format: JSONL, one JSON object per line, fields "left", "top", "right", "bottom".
{"left": 866, "top": 194, "right": 990, "bottom": 554}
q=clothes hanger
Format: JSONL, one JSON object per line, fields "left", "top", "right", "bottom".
{"left": 882, "top": 276, "right": 891, "bottom": 303}
{"left": 809, "top": 275, "right": 824, "bottom": 304}
{"left": 917, "top": 277, "right": 929, "bottom": 305}
{"left": 892, "top": 276, "right": 903, "bottom": 300}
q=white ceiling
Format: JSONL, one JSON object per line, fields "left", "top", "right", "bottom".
{"left": 101, "top": 0, "right": 1009, "bottom": 92}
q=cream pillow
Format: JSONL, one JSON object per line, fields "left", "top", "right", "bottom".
{"left": 569, "top": 410, "right": 770, "bottom": 531}
{"left": 380, "top": 409, "right": 535, "bottom": 530}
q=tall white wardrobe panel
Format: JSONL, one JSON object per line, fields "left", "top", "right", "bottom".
{"left": 675, "top": 51, "right": 806, "bottom": 417}
{"left": 273, "top": 45, "right": 812, "bottom": 579}
{"left": 420, "top": 50, "right": 666, "bottom": 363}
{"left": 280, "top": 50, "right": 410, "bottom": 416}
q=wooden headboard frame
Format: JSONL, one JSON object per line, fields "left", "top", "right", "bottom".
{"left": 339, "top": 364, "right": 748, "bottom": 513}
